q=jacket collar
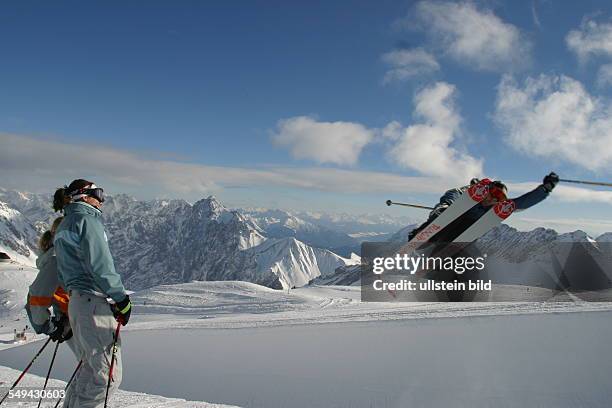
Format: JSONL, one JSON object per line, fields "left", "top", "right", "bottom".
{"left": 65, "top": 201, "right": 102, "bottom": 217}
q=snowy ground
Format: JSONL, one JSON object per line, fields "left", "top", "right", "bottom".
{"left": 2, "top": 262, "right": 612, "bottom": 407}
{"left": 0, "top": 365, "right": 239, "bottom": 407}
{"left": 3, "top": 312, "right": 612, "bottom": 408}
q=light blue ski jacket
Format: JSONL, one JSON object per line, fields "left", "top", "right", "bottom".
{"left": 54, "top": 202, "right": 126, "bottom": 303}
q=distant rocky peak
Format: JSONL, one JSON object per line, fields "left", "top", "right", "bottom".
{"left": 192, "top": 195, "right": 225, "bottom": 217}
{"left": 597, "top": 232, "right": 612, "bottom": 242}
{"left": 556, "top": 230, "right": 596, "bottom": 243}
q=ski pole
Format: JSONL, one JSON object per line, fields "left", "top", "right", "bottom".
{"left": 104, "top": 320, "right": 122, "bottom": 408}
{"left": 53, "top": 360, "right": 82, "bottom": 408}
{"left": 37, "top": 340, "right": 60, "bottom": 408}
{"left": 559, "top": 178, "right": 612, "bottom": 188}
{"left": 386, "top": 200, "right": 434, "bottom": 210}
{"left": 0, "top": 337, "right": 52, "bottom": 405}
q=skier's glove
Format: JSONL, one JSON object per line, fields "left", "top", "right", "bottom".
{"left": 542, "top": 172, "right": 559, "bottom": 192}
{"left": 112, "top": 295, "right": 131, "bottom": 326}
{"left": 48, "top": 316, "right": 73, "bottom": 343}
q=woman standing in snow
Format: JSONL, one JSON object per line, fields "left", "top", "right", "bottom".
{"left": 26, "top": 216, "right": 73, "bottom": 343}
{"left": 53, "top": 179, "right": 131, "bottom": 408}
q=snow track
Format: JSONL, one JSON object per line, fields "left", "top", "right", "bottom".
{"left": 127, "top": 280, "right": 612, "bottom": 331}
{"left": 0, "top": 365, "right": 239, "bottom": 407}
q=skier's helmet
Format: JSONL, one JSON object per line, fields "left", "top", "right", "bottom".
{"left": 490, "top": 181, "right": 508, "bottom": 201}
{"left": 66, "top": 179, "right": 105, "bottom": 203}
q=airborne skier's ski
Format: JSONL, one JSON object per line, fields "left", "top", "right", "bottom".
{"left": 401, "top": 178, "right": 492, "bottom": 254}
{"left": 453, "top": 199, "right": 516, "bottom": 242}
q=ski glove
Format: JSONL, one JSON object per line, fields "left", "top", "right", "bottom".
{"left": 48, "top": 316, "right": 73, "bottom": 343}
{"left": 542, "top": 172, "right": 559, "bottom": 192}
{"left": 112, "top": 295, "right": 132, "bottom": 326}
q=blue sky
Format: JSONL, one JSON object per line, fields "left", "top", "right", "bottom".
{"left": 1, "top": 1, "right": 612, "bottom": 234}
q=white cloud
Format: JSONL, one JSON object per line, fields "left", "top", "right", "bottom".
{"left": 381, "top": 121, "right": 403, "bottom": 141}
{"left": 271, "top": 116, "right": 373, "bottom": 166}
{"left": 1, "top": 134, "right": 610, "bottom": 209}
{"left": 387, "top": 82, "right": 483, "bottom": 182}
{"left": 566, "top": 18, "right": 612, "bottom": 63}
{"left": 596, "top": 64, "right": 612, "bottom": 88}
{"left": 531, "top": 1, "right": 541, "bottom": 29}
{"left": 494, "top": 74, "right": 612, "bottom": 172}
{"left": 381, "top": 48, "right": 440, "bottom": 83}
{"left": 553, "top": 185, "right": 612, "bottom": 205}
{"left": 413, "top": 1, "right": 531, "bottom": 72}
{"left": 0, "top": 133, "right": 458, "bottom": 197}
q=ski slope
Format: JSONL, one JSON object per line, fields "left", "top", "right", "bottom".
{"left": 2, "top": 311, "right": 612, "bottom": 408}
{"left": 0, "top": 262, "right": 39, "bottom": 345}
{"left": 3, "top": 264, "right": 612, "bottom": 407}
{"left": 127, "top": 280, "right": 612, "bottom": 330}
{"left": 0, "top": 365, "right": 239, "bottom": 407}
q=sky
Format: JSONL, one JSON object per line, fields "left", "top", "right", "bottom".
{"left": 1, "top": 0, "right": 612, "bottom": 234}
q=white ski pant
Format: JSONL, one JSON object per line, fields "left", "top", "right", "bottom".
{"left": 63, "top": 290, "right": 122, "bottom": 408}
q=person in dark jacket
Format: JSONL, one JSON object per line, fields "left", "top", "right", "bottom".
{"left": 408, "top": 172, "right": 559, "bottom": 242}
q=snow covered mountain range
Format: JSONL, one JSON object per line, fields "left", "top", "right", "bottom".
{"left": 241, "top": 208, "right": 414, "bottom": 256}
{"left": 0, "top": 201, "right": 39, "bottom": 266}
{"left": 0, "top": 189, "right": 363, "bottom": 290}
{"left": 0, "top": 187, "right": 609, "bottom": 291}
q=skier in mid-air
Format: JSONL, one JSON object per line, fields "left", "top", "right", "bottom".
{"left": 408, "top": 172, "right": 560, "bottom": 243}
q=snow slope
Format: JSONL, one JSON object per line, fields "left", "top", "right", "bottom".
{"left": 250, "top": 237, "right": 358, "bottom": 288}
{"left": 0, "top": 263, "right": 46, "bottom": 347}
{"left": 0, "top": 365, "right": 239, "bottom": 407}
{"left": 3, "top": 312, "right": 612, "bottom": 408}
{"left": 128, "top": 280, "right": 612, "bottom": 331}
{"left": 0, "top": 202, "right": 39, "bottom": 266}
{"left": 3, "top": 278, "right": 612, "bottom": 408}
{"left": 3, "top": 258, "right": 612, "bottom": 336}
{"left": 0, "top": 263, "right": 37, "bottom": 320}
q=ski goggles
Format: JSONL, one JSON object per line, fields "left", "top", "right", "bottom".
{"left": 69, "top": 184, "right": 105, "bottom": 203}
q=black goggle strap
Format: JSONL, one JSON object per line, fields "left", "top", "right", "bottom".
{"left": 69, "top": 184, "right": 104, "bottom": 202}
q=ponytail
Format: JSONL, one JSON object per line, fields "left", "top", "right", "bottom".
{"left": 51, "top": 216, "right": 64, "bottom": 233}
{"left": 38, "top": 230, "right": 53, "bottom": 252}
{"left": 53, "top": 186, "right": 70, "bottom": 212}
{"left": 54, "top": 179, "right": 93, "bottom": 212}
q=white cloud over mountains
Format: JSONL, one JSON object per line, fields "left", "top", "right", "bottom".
{"left": 494, "top": 74, "right": 612, "bottom": 173}
{"left": 0, "top": 133, "right": 455, "bottom": 197}
{"left": 412, "top": 1, "right": 531, "bottom": 72}
{"left": 271, "top": 116, "right": 373, "bottom": 166}
{"left": 1, "top": 132, "right": 610, "bottom": 207}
